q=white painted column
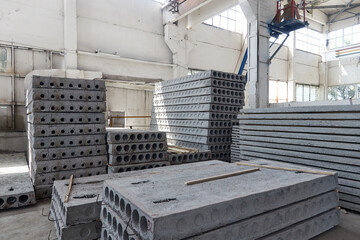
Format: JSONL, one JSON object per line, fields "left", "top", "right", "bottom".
{"left": 239, "top": 0, "right": 276, "bottom": 108}
{"left": 64, "top": 0, "right": 78, "bottom": 69}
{"left": 164, "top": 21, "right": 194, "bottom": 78}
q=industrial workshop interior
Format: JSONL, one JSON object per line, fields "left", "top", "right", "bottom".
{"left": 1, "top": 0, "right": 360, "bottom": 239}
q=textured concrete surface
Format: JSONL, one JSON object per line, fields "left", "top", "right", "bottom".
{"left": 0, "top": 153, "right": 36, "bottom": 210}
{"left": 0, "top": 198, "right": 359, "bottom": 240}
{"left": 103, "top": 160, "right": 337, "bottom": 239}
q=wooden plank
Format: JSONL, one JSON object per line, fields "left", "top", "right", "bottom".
{"left": 185, "top": 168, "right": 259, "bottom": 185}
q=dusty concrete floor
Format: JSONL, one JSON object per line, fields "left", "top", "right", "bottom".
{"left": 0, "top": 199, "right": 359, "bottom": 240}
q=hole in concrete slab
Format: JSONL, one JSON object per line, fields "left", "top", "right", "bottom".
{"left": 137, "top": 134, "right": 142, "bottom": 140}
{"left": 138, "top": 155, "right": 144, "bottom": 161}
{"left": 124, "top": 156, "right": 130, "bottom": 163}
{"left": 116, "top": 146, "right": 122, "bottom": 152}
{"left": 110, "top": 190, "right": 114, "bottom": 202}
{"left": 115, "top": 194, "right": 120, "bottom": 208}
{"left": 126, "top": 204, "right": 132, "bottom": 217}
{"left": 151, "top": 133, "right": 156, "bottom": 139}
{"left": 130, "top": 134, "right": 135, "bottom": 140}
{"left": 0, "top": 198, "right": 4, "bottom": 206}
{"left": 105, "top": 187, "right": 109, "bottom": 199}
{"left": 107, "top": 213, "right": 112, "bottom": 225}
{"left": 7, "top": 197, "right": 16, "bottom": 205}
{"left": 124, "top": 145, "right": 129, "bottom": 152}
{"left": 120, "top": 199, "right": 125, "bottom": 212}
{"left": 117, "top": 223, "right": 123, "bottom": 237}
{"left": 73, "top": 194, "right": 98, "bottom": 199}
{"left": 116, "top": 156, "right": 122, "bottom": 163}
{"left": 112, "top": 217, "right": 117, "bottom": 232}
{"left": 144, "top": 134, "right": 149, "bottom": 140}
{"left": 132, "top": 209, "right": 140, "bottom": 226}
{"left": 19, "top": 195, "right": 28, "bottom": 203}
{"left": 140, "top": 216, "right": 148, "bottom": 233}
{"left": 131, "top": 145, "right": 137, "bottom": 151}
{"left": 114, "top": 134, "right": 120, "bottom": 141}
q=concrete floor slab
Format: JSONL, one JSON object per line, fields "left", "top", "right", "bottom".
{"left": 0, "top": 153, "right": 36, "bottom": 210}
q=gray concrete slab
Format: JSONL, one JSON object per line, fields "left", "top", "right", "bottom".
{"left": 31, "top": 155, "right": 108, "bottom": 173}
{"left": 103, "top": 160, "right": 337, "bottom": 239}
{"left": 238, "top": 124, "right": 360, "bottom": 136}
{"left": 27, "top": 88, "right": 106, "bottom": 103}
{"left": 237, "top": 127, "right": 360, "bottom": 143}
{"left": 108, "top": 141, "right": 167, "bottom": 155}
{"left": 150, "top": 119, "right": 232, "bottom": 128}
{"left": 238, "top": 145, "right": 360, "bottom": 172}
{"left": 0, "top": 153, "right": 36, "bottom": 210}
{"left": 154, "top": 78, "right": 244, "bottom": 94}
{"left": 239, "top": 119, "right": 360, "bottom": 127}
{"left": 169, "top": 151, "right": 210, "bottom": 165}
{"left": 0, "top": 199, "right": 357, "bottom": 240}
{"left": 153, "top": 87, "right": 244, "bottom": 100}
{"left": 153, "top": 104, "right": 242, "bottom": 113}
{"left": 107, "top": 161, "right": 169, "bottom": 173}
{"left": 107, "top": 130, "right": 166, "bottom": 144}
{"left": 32, "top": 166, "right": 106, "bottom": 185}
{"left": 52, "top": 161, "right": 224, "bottom": 226}
{"left": 31, "top": 134, "right": 106, "bottom": 149}
{"left": 31, "top": 75, "right": 105, "bottom": 91}
{"left": 155, "top": 70, "right": 244, "bottom": 87}
{"left": 166, "top": 133, "right": 231, "bottom": 145}
{"left": 152, "top": 112, "right": 237, "bottom": 121}
{"left": 50, "top": 197, "right": 101, "bottom": 240}
{"left": 189, "top": 191, "right": 338, "bottom": 240}
{"left": 29, "top": 144, "right": 107, "bottom": 161}
{"left": 108, "top": 152, "right": 168, "bottom": 165}
{"left": 27, "top": 100, "right": 106, "bottom": 114}
{"left": 260, "top": 209, "right": 340, "bottom": 240}
{"left": 27, "top": 112, "right": 105, "bottom": 125}
{"left": 152, "top": 125, "right": 232, "bottom": 137}
{"left": 29, "top": 123, "right": 106, "bottom": 137}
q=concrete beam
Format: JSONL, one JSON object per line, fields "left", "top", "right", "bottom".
{"left": 186, "top": 0, "right": 238, "bottom": 28}
{"left": 64, "top": 0, "right": 78, "bottom": 69}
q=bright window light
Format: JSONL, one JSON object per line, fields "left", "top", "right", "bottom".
{"left": 328, "top": 24, "right": 360, "bottom": 49}
{"left": 296, "top": 28, "right": 324, "bottom": 55}
{"left": 203, "top": 5, "right": 244, "bottom": 33}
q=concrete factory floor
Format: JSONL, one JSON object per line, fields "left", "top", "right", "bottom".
{"left": 0, "top": 199, "right": 359, "bottom": 240}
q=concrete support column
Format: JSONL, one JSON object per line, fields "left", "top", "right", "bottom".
{"left": 239, "top": 0, "right": 276, "bottom": 108}
{"left": 164, "top": 21, "right": 194, "bottom": 78}
{"left": 64, "top": 0, "right": 78, "bottom": 69}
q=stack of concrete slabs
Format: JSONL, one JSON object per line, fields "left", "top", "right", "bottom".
{"left": 26, "top": 75, "right": 107, "bottom": 198}
{"left": 233, "top": 104, "right": 360, "bottom": 212}
{"left": 100, "top": 159, "right": 339, "bottom": 240}
{"left": 106, "top": 129, "right": 170, "bottom": 173}
{"left": 151, "top": 70, "right": 245, "bottom": 162}
{"left": 51, "top": 161, "right": 234, "bottom": 239}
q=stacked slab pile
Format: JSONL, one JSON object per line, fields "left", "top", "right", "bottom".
{"left": 107, "top": 129, "right": 169, "bottom": 173}
{"left": 233, "top": 104, "right": 360, "bottom": 212}
{"left": 167, "top": 146, "right": 211, "bottom": 165}
{"left": 100, "top": 159, "right": 339, "bottom": 240}
{"left": 51, "top": 161, "right": 236, "bottom": 239}
{"left": 151, "top": 70, "right": 245, "bottom": 162}
{"left": 26, "top": 75, "right": 108, "bottom": 198}
{"left": 0, "top": 153, "right": 36, "bottom": 210}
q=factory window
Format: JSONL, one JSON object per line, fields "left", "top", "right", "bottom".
{"left": 328, "top": 84, "right": 358, "bottom": 100}
{"left": 328, "top": 24, "right": 360, "bottom": 49}
{"left": 203, "top": 5, "right": 243, "bottom": 33}
{"left": 296, "top": 84, "right": 319, "bottom": 102}
{"left": 269, "top": 80, "right": 288, "bottom": 103}
{"left": 187, "top": 69, "right": 204, "bottom": 75}
{"left": 296, "top": 28, "right": 324, "bottom": 55}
